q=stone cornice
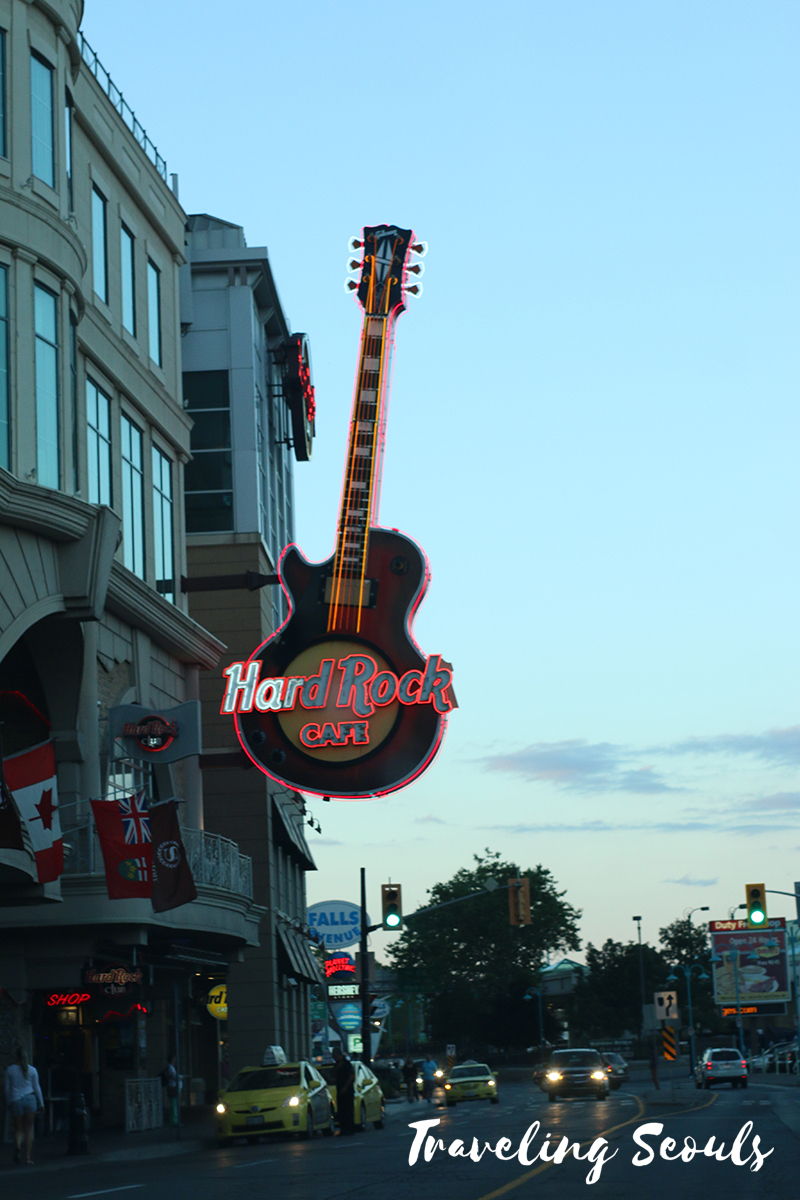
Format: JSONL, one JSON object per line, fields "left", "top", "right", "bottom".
{"left": 0, "top": 467, "right": 93, "bottom": 542}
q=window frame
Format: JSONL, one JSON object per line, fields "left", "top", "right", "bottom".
{"left": 120, "top": 412, "right": 145, "bottom": 579}
{"left": 121, "top": 224, "right": 136, "bottom": 336}
{"left": 92, "top": 185, "right": 108, "bottom": 304}
{"left": 34, "top": 283, "right": 59, "bottom": 489}
{"left": 147, "top": 259, "right": 161, "bottom": 366}
{"left": 0, "top": 29, "right": 7, "bottom": 160}
{"left": 30, "top": 51, "right": 55, "bottom": 188}
{"left": 151, "top": 444, "right": 174, "bottom": 603}
{"left": 86, "top": 377, "right": 112, "bottom": 507}
{"left": 0, "top": 264, "right": 8, "bottom": 470}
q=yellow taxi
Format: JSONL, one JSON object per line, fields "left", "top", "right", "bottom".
{"left": 317, "top": 1059, "right": 386, "bottom": 1130}
{"left": 215, "top": 1060, "right": 335, "bottom": 1143}
{"left": 444, "top": 1061, "right": 499, "bottom": 1107}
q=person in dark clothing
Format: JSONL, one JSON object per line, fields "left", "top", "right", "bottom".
{"left": 332, "top": 1048, "right": 356, "bottom": 1134}
{"left": 402, "top": 1056, "right": 418, "bottom": 1102}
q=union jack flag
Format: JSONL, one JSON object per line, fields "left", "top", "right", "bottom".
{"left": 118, "top": 791, "right": 150, "bottom": 845}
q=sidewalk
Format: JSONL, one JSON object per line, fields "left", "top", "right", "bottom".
{"left": 0, "top": 1107, "right": 214, "bottom": 1174}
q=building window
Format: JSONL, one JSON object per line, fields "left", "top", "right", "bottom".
{"left": 152, "top": 446, "right": 173, "bottom": 603}
{"left": 30, "top": 53, "right": 54, "bottom": 187}
{"left": 0, "top": 30, "right": 7, "bottom": 159}
{"left": 120, "top": 414, "right": 144, "bottom": 578}
{"left": 147, "top": 260, "right": 161, "bottom": 366}
{"left": 92, "top": 186, "right": 108, "bottom": 303}
{"left": 183, "top": 370, "right": 233, "bottom": 532}
{"left": 34, "top": 285, "right": 59, "bottom": 489}
{"left": 0, "top": 265, "right": 8, "bottom": 470}
{"left": 64, "top": 93, "right": 73, "bottom": 210}
{"left": 86, "top": 379, "right": 111, "bottom": 506}
{"left": 69, "top": 314, "right": 78, "bottom": 494}
{"left": 121, "top": 226, "right": 136, "bottom": 335}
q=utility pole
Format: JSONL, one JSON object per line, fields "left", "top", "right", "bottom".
{"left": 360, "top": 866, "right": 370, "bottom": 1066}
{"left": 633, "top": 916, "right": 646, "bottom": 1042}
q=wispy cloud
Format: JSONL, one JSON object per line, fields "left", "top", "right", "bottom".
{"left": 415, "top": 815, "right": 446, "bottom": 824}
{"left": 480, "top": 739, "right": 681, "bottom": 794}
{"left": 659, "top": 726, "right": 800, "bottom": 766}
{"left": 664, "top": 873, "right": 718, "bottom": 887}
{"left": 478, "top": 818, "right": 798, "bottom": 837}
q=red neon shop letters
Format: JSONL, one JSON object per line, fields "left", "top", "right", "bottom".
{"left": 221, "top": 653, "right": 454, "bottom": 751}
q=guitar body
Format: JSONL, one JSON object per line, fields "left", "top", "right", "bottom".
{"left": 236, "top": 529, "right": 447, "bottom": 797}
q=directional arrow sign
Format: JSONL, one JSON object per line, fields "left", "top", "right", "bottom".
{"left": 653, "top": 990, "right": 679, "bottom": 1020}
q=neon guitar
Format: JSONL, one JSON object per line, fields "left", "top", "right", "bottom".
{"left": 222, "top": 225, "right": 456, "bottom": 799}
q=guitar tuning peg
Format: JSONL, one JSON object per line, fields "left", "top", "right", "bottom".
{"left": 348, "top": 259, "right": 362, "bottom": 272}
{"left": 407, "top": 262, "right": 425, "bottom": 276}
{"left": 348, "top": 236, "right": 363, "bottom": 251}
{"left": 344, "top": 279, "right": 359, "bottom": 293}
{"left": 410, "top": 241, "right": 427, "bottom": 257}
{"left": 405, "top": 283, "right": 423, "bottom": 297}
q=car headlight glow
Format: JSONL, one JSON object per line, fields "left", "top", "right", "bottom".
{"left": 546, "top": 1071, "right": 562, "bottom": 1081}
{"left": 444, "top": 1083, "right": 451, "bottom": 1090}
{"left": 591, "top": 1070, "right": 605, "bottom": 1081}
{"left": 416, "top": 1076, "right": 422, "bottom": 1085}
{"left": 435, "top": 1069, "right": 444, "bottom": 1078}
{"left": 488, "top": 1079, "right": 496, "bottom": 1086}
{"left": 281, "top": 1094, "right": 301, "bottom": 1107}
{"left": 216, "top": 1102, "right": 227, "bottom": 1114}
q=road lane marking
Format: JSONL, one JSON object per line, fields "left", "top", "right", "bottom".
{"left": 68, "top": 1188, "right": 145, "bottom": 1199}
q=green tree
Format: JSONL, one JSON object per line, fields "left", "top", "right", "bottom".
{"left": 658, "top": 916, "right": 721, "bottom": 1035}
{"left": 571, "top": 939, "right": 669, "bottom": 1041}
{"left": 387, "top": 850, "right": 580, "bottom": 1053}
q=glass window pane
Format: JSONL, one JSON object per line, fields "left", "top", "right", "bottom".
{"left": 30, "top": 54, "right": 54, "bottom": 187}
{"left": 120, "top": 415, "right": 144, "bottom": 578}
{"left": 185, "top": 451, "right": 232, "bottom": 493}
{"left": 183, "top": 370, "right": 230, "bottom": 410}
{"left": 189, "top": 410, "right": 231, "bottom": 450}
{"left": 34, "top": 286, "right": 59, "bottom": 489}
{"left": 0, "top": 266, "right": 8, "bottom": 470}
{"left": 185, "top": 492, "right": 234, "bottom": 533}
{"left": 86, "top": 379, "right": 111, "bottom": 506}
{"left": 147, "top": 260, "right": 161, "bottom": 366}
{"left": 0, "top": 32, "right": 7, "bottom": 160}
{"left": 92, "top": 187, "right": 107, "bottom": 303}
{"left": 121, "top": 226, "right": 135, "bottom": 335}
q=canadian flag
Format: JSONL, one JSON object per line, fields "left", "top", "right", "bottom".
{"left": 4, "top": 741, "right": 63, "bottom": 882}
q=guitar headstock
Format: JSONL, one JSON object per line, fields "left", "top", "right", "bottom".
{"left": 346, "top": 224, "right": 425, "bottom": 315}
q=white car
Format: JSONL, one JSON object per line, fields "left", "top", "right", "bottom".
{"left": 694, "top": 1048, "right": 748, "bottom": 1089}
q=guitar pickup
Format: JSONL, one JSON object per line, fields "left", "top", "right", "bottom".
{"left": 321, "top": 576, "right": 378, "bottom": 608}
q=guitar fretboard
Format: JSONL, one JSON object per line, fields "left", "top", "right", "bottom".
{"left": 328, "top": 313, "right": 392, "bottom": 631}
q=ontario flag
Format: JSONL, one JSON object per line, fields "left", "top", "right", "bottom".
{"left": 4, "top": 741, "right": 63, "bottom": 882}
{"left": 90, "top": 791, "right": 152, "bottom": 900}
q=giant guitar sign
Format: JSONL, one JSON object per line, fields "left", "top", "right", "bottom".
{"left": 222, "top": 225, "right": 456, "bottom": 799}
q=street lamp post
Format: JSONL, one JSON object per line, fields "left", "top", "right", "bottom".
{"left": 666, "top": 963, "right": 708, "bottom": 1074}
{"left": 633, "top": 916, "right": 646, "bottom": 1048}
{"left": 684, "top": 906, "right": 710, "bottom": 921}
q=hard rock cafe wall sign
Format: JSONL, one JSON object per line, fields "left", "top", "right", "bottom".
{"left": 222, "top": 226, "right": 456, "bottom": 800}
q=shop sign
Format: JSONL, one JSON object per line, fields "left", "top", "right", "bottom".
{"left": 710, "top": 918, "right": 789, "bottom": 1005}
{"left": 324, "top": 956, "right": 356, "bottom": 978}
{"left": 221, "top": 225, "right": 455, "bottom": 802}
{"left": 335, "top": 1003, "right": 362, "bottom": 1031}
{"left": 85, "top": 964, "right": 142, "bottom": 997}
{"left": 207, "top": 984, "right": 227, "bottom": 1020}
{"left": 108, "top": 701, "right": 201, "bottom": 764}
{"left": 308, "top": 901, "right": 365, "bottom": 951}
{"left": 47, "top": 992, "right": 91, "bottom": 1007}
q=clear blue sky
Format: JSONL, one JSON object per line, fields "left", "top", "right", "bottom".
{"left": 87, "top": 1, "right": 800, "bottom": 958}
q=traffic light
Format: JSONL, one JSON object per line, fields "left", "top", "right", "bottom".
{"left": 745, "top": 883, "right": 767, "bottom": 928}
{"left": 509, "top": 877, "right": 531, "bottom": 925}
{"left": 381, "top": 884, "right": 402, "bottom": 930}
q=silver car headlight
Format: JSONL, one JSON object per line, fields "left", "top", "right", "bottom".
{"left": 281, "top": 1094, "right": 301, "bottom": 1107}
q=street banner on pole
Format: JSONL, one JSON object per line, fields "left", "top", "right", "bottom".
{"left": 150, "top": 799, "right": 197, "bottom": 912}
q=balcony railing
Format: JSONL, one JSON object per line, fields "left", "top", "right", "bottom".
{"left": 63, "top": 823, "right": 252, "bottom": 900}
{"left": 78, "top": 33, "right": 168, "bottom": 181}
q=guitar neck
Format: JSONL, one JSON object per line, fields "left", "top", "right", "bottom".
{"left": 328, "top": 312, "right": 395, "bottom": 631}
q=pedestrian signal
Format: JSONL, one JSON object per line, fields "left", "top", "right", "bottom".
{"left": 745, "top": 882, "right": 767, "bottom": 928}
{"left": 381, "top": 884, "right": 402, "bottom": 930}
{"left": 508, "top": 877, "right": 532, "bottom": 925}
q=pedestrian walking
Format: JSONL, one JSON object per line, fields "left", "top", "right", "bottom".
{"left": 5, "top": 1046, "right": 44, "bottom": 1165}
{"left": 332, "top": 1047, "right": 355, "bottom": 1134}
{"left": 402, "top": 1056, "right": 418, "bottom": 1103}
{"left": 163, "top": 1054, "right": 180, "bottom": 1126}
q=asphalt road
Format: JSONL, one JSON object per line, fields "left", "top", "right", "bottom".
{"left": 9, "top": 1080, "right": 799, "bottom": 1200}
